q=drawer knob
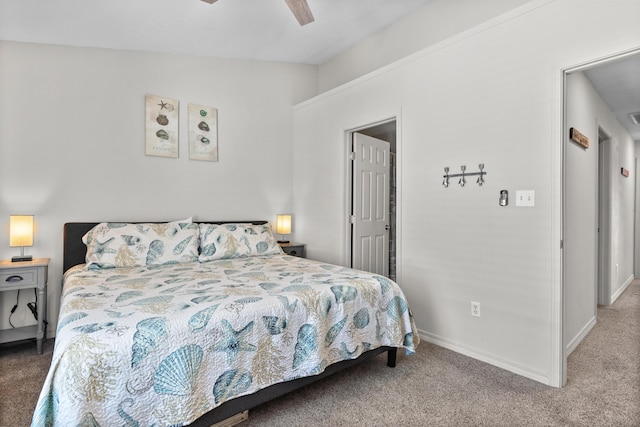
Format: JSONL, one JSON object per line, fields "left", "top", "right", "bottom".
{"left": 6, "top": 275, "right": 24, "bottom": 282}
{"left": 290, "top": 250, "right": 297, "bottom": 255}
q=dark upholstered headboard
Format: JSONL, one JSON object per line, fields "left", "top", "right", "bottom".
{"left": 63, "top": 220, "right": 268, "bottom": 273}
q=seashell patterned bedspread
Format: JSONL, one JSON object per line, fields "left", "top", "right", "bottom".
{"left": 31, "top": 254, "right": 419, "bottom": 426}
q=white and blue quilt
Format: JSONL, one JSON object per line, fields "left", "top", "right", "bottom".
{"left": 32, "top": 254, "right": 419, "bottom": 426}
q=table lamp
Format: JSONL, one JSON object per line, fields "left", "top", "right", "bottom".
{"left": 275, "top": 214, "right": 292, "bottom": 243}
{"left": 10, "top": 215, "right": 34, "bottom": 262}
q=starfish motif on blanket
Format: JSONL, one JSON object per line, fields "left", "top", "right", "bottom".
{"left": 92, "top": 237, "right": 117, "bottom": 259}
{"left": 213, "top": 319, "right": 256, "bottom": 364}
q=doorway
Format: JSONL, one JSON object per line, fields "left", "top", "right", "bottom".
{"left": 598, "top": 127, "right": 612, "bottom": 306}
{"left": 347, "top": 119, "right": 397, "bottom": 280}
{"left": 562, "top": 48, "right": 640, "bottom": 386}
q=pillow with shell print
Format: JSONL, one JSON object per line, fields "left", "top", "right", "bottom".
{"left": 82, "top": 219, "right": 199, "bottom": 269}
{"left": 198, "top": 223, "right": 283, "bottom": 262}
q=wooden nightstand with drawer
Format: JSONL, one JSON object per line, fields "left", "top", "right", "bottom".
{"left": 0, "top": 258, "right": 49, "bottom": 354}
{"left": 279, "top": 242, "right": 306, "bottom": 258}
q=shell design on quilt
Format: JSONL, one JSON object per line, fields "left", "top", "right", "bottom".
{"left": 188, "top": 304, "right": 220, "bottom": 332}
{"left": 116, "top": 291, "right": 143, "bottom": 303}
{"left": 262, "top": 316, "right": 287, "bottom": 335}
{"left": 331, "top": 285, "right": 358, "bottom": 303}
{"left": 105, "top": 274, "right": 128, "bottom": 282}
{"left": 282, "top": 284, "right": 312, "bottom": 293}
{"left": 259, "top": 282, "right": 278, "bottom": 291}
{"left": 404, "top": 332, "right": 415, "bottom": 348}
{"left": 191, "top": 295, "right": 227, "bottom": 304}
{"left": 201, "top": 243, "right": 217, "bottom": 257}
{"left": 324, "top": 317, "right": 347, "bottom": 347}
{"left": 172, "top": 236, "right": 193, "bottom": 255}
{"left": 213, "top": 369, "right": 252, "bottom": 404}
{"left": 197, "top": 279, "right": 221, "bottom": 286}
{"left": 153, "top": 344, "right": 204, "bottom": 396}
{"left": 56, "top": 312, "right": 88, "bottom": 332}
{"left": 235, "top": 297, "right": 263, "bottom": 304}
{"left": 131, "top": 317, "right": 169, "bottom": 368}
{"left": 293, "top": 324, "right": 318, "bottom": 369}
{"left": 320, "top": 296, "right": 332, "bottom": 318}
{"left": 31, "top": 389, "right": 57, "bottom": 427}
{"left": 374, "top": 275, "right": 393, "bottom": 295}
{"left": 105, "top": 309, "right": 133, "bottom": 318}
{"left": 146, "top": 240, "right": 165, "bottom": 264}
{"left": 353, "top": 308, "right": 370, "bottom": 329}
{"left": 256, "top": 241, "right": 269, "bottom": 253}
{"left": 105, "top": 223, "right": 128, "bottom": 228}
{"left": 338, "top": 342, "right": 359, "bottom": 359}
{"left": 131, "top": 295, "right": 173, "bottom": 306}
{"left": 72, "top": 322, "right": 115, "bottom": 334}
{"left": 387, "top": 296, "right": 408, "bottom": 322}
{"left": 120, "top": 235, "right": 141, "bottom": 246}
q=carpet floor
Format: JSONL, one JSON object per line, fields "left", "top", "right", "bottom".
{"left": 1, "top": 281, "right": 638, "bottom": 426}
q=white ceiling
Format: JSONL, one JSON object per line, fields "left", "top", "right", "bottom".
{"left": 584, "top": 54, "right": 640, "bottom": 141}
{"left": 0, "top": 0, "right": 433, "bottom": 64}
{"left": 1, "top": 0, "right": 638, "bottom": 141}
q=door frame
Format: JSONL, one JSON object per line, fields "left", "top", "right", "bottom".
{"left": 558, "top": 47, "right": 640, "bottom": 387}
{"left": 598, "top": 127, "right": 612, "bottom": 306}
{"left": 344, "top": 115, "right": 401, "bottom": 280}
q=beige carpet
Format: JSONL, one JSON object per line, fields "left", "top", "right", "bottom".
{"left": 1, "top": 281, "right": 638, "bottom": 427}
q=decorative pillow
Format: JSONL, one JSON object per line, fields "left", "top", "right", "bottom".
{"left": 83, "top": 219, "right": 199, "bottom": 269}
{"left": 198, "top": 223, "right": 283, "bottom": 262}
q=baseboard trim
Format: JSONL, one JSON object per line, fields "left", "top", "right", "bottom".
{"left": 565, "top": 316, "right": 597, "bottom": 356}
{"left": 417, "top": 329, "right": 550, "bottom": 385}
{"left": 611, "top": 274, "right": 634, "bottom": 304}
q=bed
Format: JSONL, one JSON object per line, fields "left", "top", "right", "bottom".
{"left": 32, "top": 220, "right": 419, "bottom": 427}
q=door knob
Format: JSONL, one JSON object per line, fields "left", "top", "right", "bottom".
{"left": 385, "top": 225, "right": 391, "bottom": 231}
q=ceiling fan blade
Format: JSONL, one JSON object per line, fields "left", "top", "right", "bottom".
{"left": 201, "top": 0, "right": 218, "bottom": 4}
{"left": 284, "top": 0, "right": 315, "bottom": 26}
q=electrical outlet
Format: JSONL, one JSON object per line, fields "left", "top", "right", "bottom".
{"left": 471, "top": 301, "right": 481, "bottom": 317}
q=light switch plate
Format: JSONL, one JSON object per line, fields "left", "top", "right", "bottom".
{"left": 516, "top": 190, "right": 535, "bottom": 207}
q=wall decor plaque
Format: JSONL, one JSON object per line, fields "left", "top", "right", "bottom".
{"left": 569, "top": 127, "right": 589, "bottom": 149}
{"left": 188, "top": 104, "right": 218, "bottom": 162}
{"left": 145, "top": 94, "right": 179, "bottom": 158}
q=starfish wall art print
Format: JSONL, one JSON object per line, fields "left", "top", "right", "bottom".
{"left": 145, "top": 94, "right": 179, "bottom": 158}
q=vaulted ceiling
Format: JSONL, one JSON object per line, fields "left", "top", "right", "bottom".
{"left": 0, "top": 0, "right": 433, "bottom": 64}
{"left": 1, "top": 0, "right": 638, "bottom": 141}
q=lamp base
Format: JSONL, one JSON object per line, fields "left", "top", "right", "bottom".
{"left": 11, "top": 255, "right": 33, "bottom": 262}
{"left": 277, "top": 240, "right": 290, "bottom": 244}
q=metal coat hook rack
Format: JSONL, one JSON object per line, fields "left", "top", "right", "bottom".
{"left": 442, "top": 164, "right": 486, "bottom": 187}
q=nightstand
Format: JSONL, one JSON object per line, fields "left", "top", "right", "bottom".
{"left": 0, "top": 258, "right": 49, "bottom": 354}
{"left": 279, "top": 242, "right": 305, "bottom": 258}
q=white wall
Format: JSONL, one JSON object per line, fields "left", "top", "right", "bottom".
{"left": 0, "top": 41, "right": 318, "bottom": 336}
{"left": 564, "top": 71, "right": 636, "bottom": 355}
{"left": 292, "top": 0, "right": 640, "bottom": 386}
{"left": 318, "top": 0, "right": 532, "bottom": 92}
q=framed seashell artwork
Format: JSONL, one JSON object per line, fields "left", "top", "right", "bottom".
{"left": 188, "top": 103, "right": 218, "bottom": 162}
{"left": 145, "top": 94, "right": 179, "bottom": 158}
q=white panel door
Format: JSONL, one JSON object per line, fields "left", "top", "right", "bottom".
{"left": 352, "top": 133, "right": 390, "bottom": 276}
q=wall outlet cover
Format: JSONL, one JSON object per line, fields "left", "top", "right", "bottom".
{"left": 516, "top": 190, "right": 535, "bottom": 207}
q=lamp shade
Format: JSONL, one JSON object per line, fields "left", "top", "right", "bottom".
{"left": 275, "top": 214, "right": 292, "bottom": 235}
{"left": 10, "top": 215, "right": 34, "bottom": 247}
